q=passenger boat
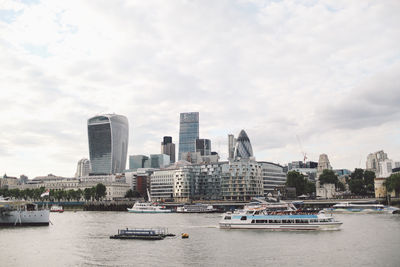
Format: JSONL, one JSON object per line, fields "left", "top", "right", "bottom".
{"left": 110, "top": 228, "right": 175, "bottom": 240}
{"left": 324, "top": 202, "right": 400, "bottom": 214}
{"left": 176, "top": 204, "right": 218, "bottom": 213}
{"left": 0, "top": 198, "right": 50, "bottom": 226}
{"left": 50, "top": 205, "right": 64, "bottom": 213}
{"left": 220, "top": 202, "right": 342, "bottom": 231}
{"left": 127, "top": 202, "right": 172, "bottom": 213}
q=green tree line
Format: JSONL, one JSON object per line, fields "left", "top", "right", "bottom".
{"left": 0, "top": 183, "right": 107, "bottom": 201}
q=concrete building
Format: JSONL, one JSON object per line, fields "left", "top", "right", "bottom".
{"left": 316, "top": 154, "right": 333, "bottom": 198}
{"left": 88, "top": 114, "right": 129, "bottom": 174}
{"left": 178, "top": 112, "right": 199, "bottom": 160}
{"left": 150, "top": 168, "right": 176, "bottom": 200}
{"left": 161, "top": 136, "right": 176, "bottom": 163}
{"left": 0, "top": 174, "right": 18, "bottom": 189}
{"left": 366, "top": 150, "right": 388, "bottom": 176}
{"left": 378, "top": 159, "right": 394, "bottom": 178}
{"left": 228, "top": 134, "right": 236, "bottom": 160}
{"left": 75, "top": 158, "right": 91, "bottom": 178}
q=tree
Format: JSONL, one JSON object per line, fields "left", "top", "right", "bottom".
{"left": 304, "top": 180, "right": 316, "bottom": 195}
{"left": 84, "top": 188, "right": 92, "bottom": 201}
{"left": 349, "top": 179, "right": 365, "bottom": 195}
{"left": 75, "top": 189, "right": 83, "bottom": 201}
{"left": 286, "top": 171, "right": 307, "bottom": 196}
{"left": 351, "top": 168, "right": 364, "bottom": 180}
{"left": 95, "top": 183, "right": 107, "bottom": 200}
{"left": 319, "top": 170, "right": 339, "bottom": 185}
{"left": 385, "top": 173, "right": 400, "bottom": 197}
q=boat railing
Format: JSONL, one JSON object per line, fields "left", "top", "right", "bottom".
{"left": 118, "top": 227, "right": 169, "bottom": 236}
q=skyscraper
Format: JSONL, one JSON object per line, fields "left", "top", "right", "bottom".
{"left": 233, "top": 130, "right": 254, "bottom": 160}
{"left": 178, "top": 112, "right": 199, "bottom": 160}
{"left": 196, "top": 138, "right": 211, "bottom": 156}
{"left": 88, "top": 114, "right": 129, "bottom": 174}
{"left": 161, "top": 136, "right": 176, "bottom": 163}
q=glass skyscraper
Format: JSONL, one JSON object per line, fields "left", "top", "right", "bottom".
{"left": 88, "top": 114, "right": 129, "bottom": 174}
{"left": 178, "top": 112, "right": 199, "bottom": 160}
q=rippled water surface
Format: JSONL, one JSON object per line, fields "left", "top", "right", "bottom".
{"left": 1, "top": 212, "right": 400, "bottom": 266}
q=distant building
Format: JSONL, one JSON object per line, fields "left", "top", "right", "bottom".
{"left": 196, "top": 138, "right": 211, "bottom": 156}
{"left": 150, "top": 154, "right": 170, "bottom": 169}
{"left": 316, "top": 154, "right": 333, "bottom": 198}
{"left": 75, "top": 158, "right": 91, "bottom": 178}
{"left": 129, "top": 155, "right": 150, "bottom": 170}
{"left": 88, "top": 114, "right": 129, "bottom": 174}
{"left": 378, "top": 159, "right": 394, "bottom": 178}
{"left": 161, "top": 136, "right": 176, "bottom": 163}
{"left": 233, "top": 130, "right": 254, "bottom": 160}
{"left": 0, "top": 174, "right": 18, "bottom": 189}
{"left": 258, "top": 162, "right": 286, "bottom": 196}
{"left": 228, "top": 134, "right": 236, "bottom": 160}
{"left": 19, "top": 175, "right": 28, "bottom": 184}
{"left": 316, "top": 154, "right": 332, "bottom": 179}
{"left": 178, "top": 112, "right": 199, "bottom": 160}
{"left": 366, "top": 150, "right": 388, "bottom": 176}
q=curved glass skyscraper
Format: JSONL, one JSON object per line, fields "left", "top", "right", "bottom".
{"left": 234, "top": 129, "right": 254, "bottom": 160}
{"left": 178, "top": 112, "right": 199, "bottom": 160}
{"left": 88, "top": 114, "right": 129, "bottom": 174}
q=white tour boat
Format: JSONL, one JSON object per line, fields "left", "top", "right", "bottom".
{"left": 176, "top": 204, "right": 217, "bottom": 213}
{"left": 324, "top": 202, "right": 400, "bottom": 214}
{"left": 127, "top": 189, "right": 172, "bottom": 213}
{"left": 127, "top": 202, "right": 172, "bottom": 213}
{"left": 220, "top": 202, "right": 342, "bottom": 231}
{"left": 0, "top": 198, "right": 50, "bottom": 226}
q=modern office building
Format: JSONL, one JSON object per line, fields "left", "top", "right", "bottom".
{"left": 161, "top": 136, "right": 176, "bottom": 163}
{"left": 258, "top": 162, "right": 287, "bottom": 196}
{"left": 178, "top": 112, "right": 199, "bottom": 160}
{"left": 129, "top": 155, "right": 150, "bottom": 170}
{"left": 75, "top": 158, "right": 91, "bottom": 178}
{"left": 233, "top": 130, "right": 254, "bottom": 160}
{"left": 196, "top": 138, "right": 211, "bottom": 156}
{"left": 150, "top": 154, "right": 171, "bottom": 169}
{"left": 88, "top": 114, "right": 129, "bottom": 175}
{"left": 228, "top": 134, "right": 236, "bottom": 160}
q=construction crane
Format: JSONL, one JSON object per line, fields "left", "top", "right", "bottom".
{"left": 296, "top": 135, "right": 307, "bottom": 164}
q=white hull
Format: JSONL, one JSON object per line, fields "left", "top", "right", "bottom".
{"left": 0, "top": 209, "right": 50, "bottom": 226}
{"left": 219, "top": 222, "right": 341, "bottom": 231}
{"left": 127, "top": 209, "right": 171, "bottom": 213}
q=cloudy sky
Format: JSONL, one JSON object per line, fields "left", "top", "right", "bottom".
{"left": 1, "top": 0, "right": 399, "bottom": 178}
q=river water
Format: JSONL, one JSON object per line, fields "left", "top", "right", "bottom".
{"left": 1, "top": 211, "right": 400, "bottom": 266}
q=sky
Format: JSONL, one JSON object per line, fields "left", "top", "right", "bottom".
{"left": 1, "top": 0, "right": 400, "bottom": 178}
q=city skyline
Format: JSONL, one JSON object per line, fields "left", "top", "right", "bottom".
{"left": 1, "top": 1, "right": 400, "bottom": 178}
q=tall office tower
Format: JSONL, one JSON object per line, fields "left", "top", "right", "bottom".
{"left": 161, "top": 136, "right": 176, "bottom": 163}
{"left": 196, "top": 138, "right": 211, "bottom": 156}
{"left": 75, "top": 158, "right": 91, "bottom": 177}
{"left": 228, "top": 134, "right": 235, "bottom": 160}
{"left": 233, "top": 130, "right": 254, "bottom": 160}
{"left": 88, "top": 114, "right": 129, "bottom": 175}
{"left": 178, "top": 112, "right": 199, "bottom": 160}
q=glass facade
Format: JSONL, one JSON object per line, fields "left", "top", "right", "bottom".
{"left": 196, "top": 139, "right": 211, "bottom": 156}
{"left": 88, "top": 114, "right": 129, "bottom": 174}
{"left": 234, "top": 130, "right": 254, "bottom": 160}
{"left": 178, "top": 112, "right": 199, "bottom": 160}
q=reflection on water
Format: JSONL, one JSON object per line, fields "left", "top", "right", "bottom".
{"left": 1, "top": 212, "right": 400, "bottom": 266}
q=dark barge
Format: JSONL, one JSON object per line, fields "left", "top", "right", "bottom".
{"left": 110, "top": 228, "right": 175, "bottom": 240}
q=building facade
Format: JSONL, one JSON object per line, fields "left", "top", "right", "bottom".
{"left": 75, "top": 158, "right": 91, "bottom": 178}
{"left": 196, "top": 139, "right": 211, "bottom": 156}
{"left": 129, "top": 155, "right": 150, "bottom": 170}
{"left": 178, "top": 112, "right": 199, "bottom": 160}
{"left": 233, "top": 130, "right": 254, "bottom": 160}
{"left": 258, "top": 162, "right": 286, "bottom": 196}
{"left": 88, "top": 114, "right": 129, "bottom": 174}
{"left": 366, "top": 150, "right": 388, "bottom": 176}
{"left": 161, "top": 136, "right": 176, "bottom": 163}
{"left": 150, "top": 154, "right": 171, "bottom": 169}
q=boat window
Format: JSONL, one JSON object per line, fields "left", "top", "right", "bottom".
{"left": 251, "top": 220, "right": 255, "bottom": 223}
{"left": 224, "top": 216, "right": 231, "bottom": 220}
{"left": 240, "top": 216, "right": 247, "bottom": 221}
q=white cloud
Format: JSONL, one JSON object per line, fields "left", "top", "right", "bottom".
{"left": 0, "top": 0, "right": 400, "bottom": 177}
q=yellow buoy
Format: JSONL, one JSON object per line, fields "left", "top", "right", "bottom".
{"left": 181, "top": 233, "right": 189, "bottom": 239}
